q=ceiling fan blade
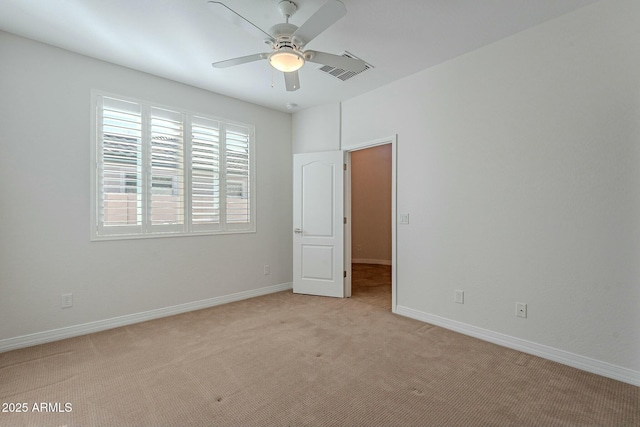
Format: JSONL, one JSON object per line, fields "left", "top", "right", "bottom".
{"left": 284, "top": 71, "right": 301, "bottom": 91}
{"left": 292, "top": 0, "right": 346, "bottom": 46}
{"left": 208, "top": 1, "right": 275, "bottom": 44}
{"left": 212, "top": 53, "right": 268, "bottom": 68}
{"left": 304, "top": 51, "right": 367, "bottom": 73}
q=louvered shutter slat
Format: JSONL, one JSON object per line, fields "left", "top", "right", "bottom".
{"left": 225, "top": 125, "right": 250, "bottom": 224}
{"left": 191, "top": 117, "right": 220, "bottom": 227}
{"left": 150, "top": 108, "right": 184, "bottom": 227}
{"left": 99, "top": 97, "right": 142, "bottom": 228}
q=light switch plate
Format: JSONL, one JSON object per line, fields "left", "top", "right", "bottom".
{"left": 399, "top": 214, "right": 409, "bottom": 224}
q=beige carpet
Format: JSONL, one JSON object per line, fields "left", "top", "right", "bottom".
{"left": 1, "top": 275, "right": 638, "bottom": 426}
{"left": 351, "top": 263, "right": 392, "bottom": 310}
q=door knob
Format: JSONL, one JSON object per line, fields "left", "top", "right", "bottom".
{"left": 294, "top": 228, "right": 302, "bottom": 234}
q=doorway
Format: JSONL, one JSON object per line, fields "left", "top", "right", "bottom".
{"left": 292, "top": 136, "right": 397, "bottom": 309}
{"left": 344, "top": 139, "right": 396, "bottom": 311}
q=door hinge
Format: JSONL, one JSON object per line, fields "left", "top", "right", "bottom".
{"left": 343, "top": 163, "right": 347, "bottom": 171}
{"left": 343, "top": 217, "right": 347, "bottom": 224}
{"left": 344, "top": 270, "right": 347, "bottom": 278}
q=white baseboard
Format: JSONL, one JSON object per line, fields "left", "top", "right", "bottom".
{"left": 0, "top": 282, "right": 292, "bottom": 354}
{"left": 352, "top": 258, "right": 392, "bottom": 266}
{"left": 396, "top": 305, "right": 640, "bottom": 387}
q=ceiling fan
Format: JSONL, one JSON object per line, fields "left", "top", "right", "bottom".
{"left": 208, "top": 0, "right": 367, "bottom": 91}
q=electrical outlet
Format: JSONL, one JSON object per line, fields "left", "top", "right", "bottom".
{"left": 263, "top": 264, "right": 270, "bottom": 275}
{"left": 516, "top": 302, "right": 527, "bottom": 318}
{"left": 61, "top": 293, "right": 73, "bottom": 308}
{"left": 454, "top": 290, "right": 464, "bottom": 304}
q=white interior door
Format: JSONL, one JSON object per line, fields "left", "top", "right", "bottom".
{"left": 293, "top": 151, "right": 344, "bottom": 297}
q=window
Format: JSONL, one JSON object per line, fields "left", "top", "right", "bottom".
{"left": 91, "top": 92, "right": 255, "bottom": 239}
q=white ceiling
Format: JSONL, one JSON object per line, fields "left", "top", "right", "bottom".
{"left": 0, "top": 0, "right": 600, "bottom": 113}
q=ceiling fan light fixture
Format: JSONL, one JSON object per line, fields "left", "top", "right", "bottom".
{"left": 269, "top": 48, "right": 305, "bottom": 72}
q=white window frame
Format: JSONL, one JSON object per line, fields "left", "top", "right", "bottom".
{"left": 90, "top": 90, "right": 256, "bottom": 241}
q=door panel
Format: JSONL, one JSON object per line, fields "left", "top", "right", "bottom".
{"left": 293, "top": 151, "right": 344, "bottom": 297}
{"left": 302, "top": 161, "right": 334, "bottom": 236}
{"left": 301, "top": 245, "right": 334, "bottom": 280}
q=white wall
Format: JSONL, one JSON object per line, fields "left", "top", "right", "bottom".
{"left": 292, "top": 103, "right": 340, "bottom": 154}
{"left": 0, "top": 32, "right": 293, "bottom": 344}
{"left": 296, "top": 0, "right": 640, "bottom": 382}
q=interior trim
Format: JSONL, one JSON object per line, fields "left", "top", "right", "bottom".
{"left": 396, "top": 305, "right": 640, "bottom": 387}
{"left": 0, "top": 282, "right": 293, "bottom": 353}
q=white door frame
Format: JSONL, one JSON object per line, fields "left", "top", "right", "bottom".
{"left": 343, "top": 135, "right": 398, "bottom": 312}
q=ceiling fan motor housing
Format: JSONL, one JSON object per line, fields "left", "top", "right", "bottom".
{"left": 269, "top": 23, "right": 303, "bottom": 51}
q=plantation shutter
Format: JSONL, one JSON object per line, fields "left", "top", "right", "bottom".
{"left": 224, "top": 124, "right": 251, "bottom": 229}
{"left": 93, "top": 91, "right": 255, "bottom": 239}
{"left": 191, "top": 116, "right": 221, "bottom": 231}
{"left": 149, "top": 107, "right": 185, "bottom": 232}
{"left": 98, "top": 96, "right": 143, "bottom": 235}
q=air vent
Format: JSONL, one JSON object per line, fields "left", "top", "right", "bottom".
{"left": 318, "top": 51, "right": 372, "bottom": 81}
